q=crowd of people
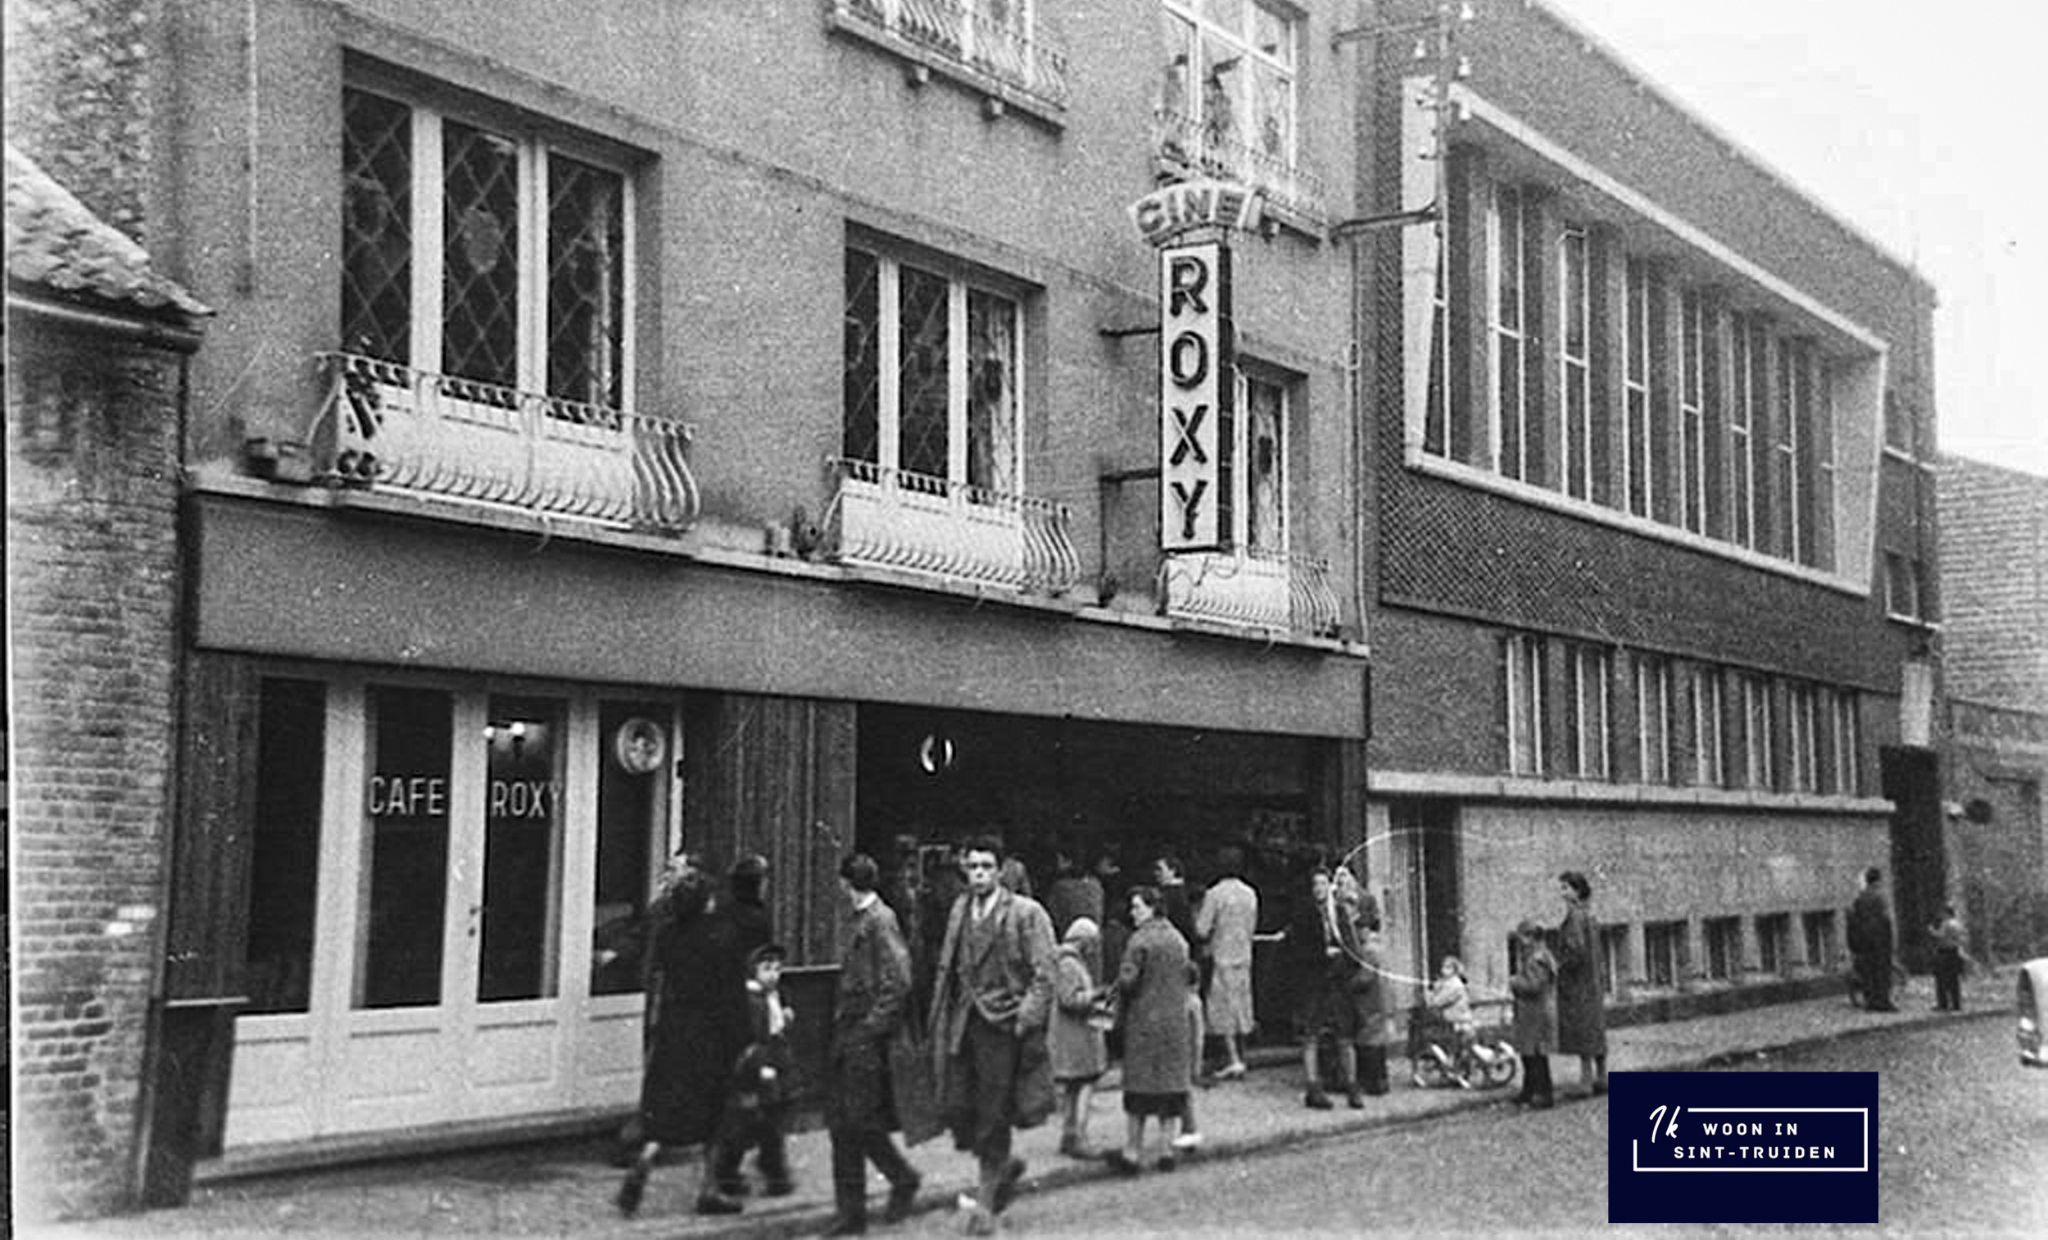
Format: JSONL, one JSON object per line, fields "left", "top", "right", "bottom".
{"left": 606, "top": 838, "right": 1640, "bottom": 1235}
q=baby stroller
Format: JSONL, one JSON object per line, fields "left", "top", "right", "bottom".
{"left": 1408, "top": 996, "right": 1519, "bottom": 1090}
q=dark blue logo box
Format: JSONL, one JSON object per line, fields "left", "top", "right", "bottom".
{"left": 1609, "top": 1071, "right": 1879, "bottom": 1224}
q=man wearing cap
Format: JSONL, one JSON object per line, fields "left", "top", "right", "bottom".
{"left": 824, "top": 853, "right": 924, "bottom": 1236}
{"left": 929, "top": 835, "right": 1056, "bottom": 1237}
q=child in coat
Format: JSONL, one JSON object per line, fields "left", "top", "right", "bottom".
{"left": 707, "top": 942, "right": 796, "bottom": 1209}
{"left": 1051, "top": 917, "right": 1109, "bottom": 1157}
{"left": 1509, "top": 920, "right": 1558, "bottom": 1109}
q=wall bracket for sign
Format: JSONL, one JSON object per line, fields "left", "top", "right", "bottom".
{"left": 1097, "top": 323, "right": 1161, "bottom": 339}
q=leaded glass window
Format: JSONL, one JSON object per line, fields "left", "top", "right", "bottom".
{"left": 339, "top": 84, "right": 631, "bottom": 411}
{"left": 842, "top": 245, "right": 1024, "bottom": 496}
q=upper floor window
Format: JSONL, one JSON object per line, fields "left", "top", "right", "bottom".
{"left": 341, "top": 85, "right": 630, "bottom": 409}
{"left": 1636, "top": 654, "right": 1672, "bottom": 785}
{"left": 1883, "top": 386, "right": 1918, "bottom": 457}
{"left": 1828, "top": 689, "right": 1860, "bottom": 796}
{"left": 1503, "top": 633, "right": 1547, "bottom": 778}
{"left": 1884, "top": 551, "right": 1932, "bottom": 622}
{"left": 1774, "top": 339, "right": 1808, "bottom": 563}
{"left": 843, "top": 245, "right": 1022, "bottom": 494}
{"left": 1558, "top": 226, "right": 1593, "bottom": 500}
{"left": 1157, "top": 1, "right": 1311, "bottom": 216}
{"left": 1239, "top": 368, "right": 1291, "bottom": 554}
{"left": 1677, "top": 288, "right": 1708, "bottom": 534}
{"left": 1491, "top": 185, "right": 1535, "bottom": 481}
{"left": 1623, "top": 258, "right": 1658, "bottom": 518}
{"left": 1568, "top": 644, "right": 1612, "bottom": 780}
{"left": 1739, "top": 672, "right": 1775, "bottom": 790}
{"left": 1691, "top": 665, "right": 1726, "bottom": 787}
{"left": 1727, "top": 315, "right": 1764, "bottom": 550}
{"left": 1786, "top": 681, "right": 1820, "bottom": 793}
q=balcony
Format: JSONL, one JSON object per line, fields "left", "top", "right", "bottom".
{"left": 1153, "top": 109, "right": 1327, "bottom": 226}
{"left": 1161, "top": 548, "right": 1342, "bottom": 637}
{"left": 312, "top": 353, "right": 699, "bottom": 532}
{"left": 825, "top": 457, "right": 1079, "bottom": 596}
{"left": 828, "top": 0, "right": 1071, "bottom": 118}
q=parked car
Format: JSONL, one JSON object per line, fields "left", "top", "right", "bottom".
{"left": 2019, "top": 958, "right": 2048, "bottom": 1068}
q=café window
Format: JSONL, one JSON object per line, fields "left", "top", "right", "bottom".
{"left": 358, "top": 685, "right": 454, "bottom": 1008}
{"left": 478, "top": 695, "right": 567, "bottom": 1002}
{"left": 245, "top": 678, "right": 327, "bottom": 1015}
{"left": 843, "top": 245, "right": 1022, "bottom": 495}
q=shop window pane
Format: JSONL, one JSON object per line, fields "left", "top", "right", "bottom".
{"left": 479, "top": 695, "right": 566, "bottom": 1002}
{"left": 360, "top": 686, "right": 452, "bottom": 1008}
{"left": 592, "top": 702, "right": 672, "bottom": 996}
{"left": 245, "top": 678, "right": 326, "bottom": 1015}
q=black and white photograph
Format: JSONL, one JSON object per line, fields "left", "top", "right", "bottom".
{"left": 6, "top": 0, "right": 2045, "bottom": 1235}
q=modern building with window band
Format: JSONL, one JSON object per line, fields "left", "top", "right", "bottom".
{"left": 4, "top": 0, "right": 1949, "bottom": 1220}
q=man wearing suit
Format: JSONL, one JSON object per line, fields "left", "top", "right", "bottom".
{"left": 929, "top": 835, "right": 1056, "bottom": 1237}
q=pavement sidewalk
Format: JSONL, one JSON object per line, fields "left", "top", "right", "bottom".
{"left": 27, "top": 970, "right": 2014, "bottom": 1239}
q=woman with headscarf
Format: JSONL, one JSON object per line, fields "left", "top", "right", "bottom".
{"left": 1050, "top": 917, "right": 1109, "bottom": 1157}
{"left": 1107, "top": 885, "right": 1193, "bottom": 1174}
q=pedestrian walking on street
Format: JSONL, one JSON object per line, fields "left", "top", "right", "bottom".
{"left": 823, "top": 853, "right": 924, "bottom": 1237}
{"left": 617, "top": 854, "right": 765, "bottom": 1217}
{"left": 1930, "top": 902, "right": 1967, "bottom": 1012}
{"left": 1554, "top": 871, "right": 1608, "bottom": 1096}
{"left": 929, "top": 836, "right": 1057, "bottom": 1237}
{"left": 1194, "top": 847, "right": 1258, "bottom": 1080}
{"left": 596, "top": 849, "right": 703, "bottom": 1164}
{"left": 1107, "top": 885, "right": 1194, "bottom": 1175}
{"left": 1286, "top": 867, "right": 1364, "bottom": 1110}
{"left": 1049, "top": 916, "right": 1109, "bottom": 1158}
{"left": 1509, "top": 919, "right": 1558, "bottom": 1109}
{"left": 1848, "top": 867, "right": 1899, "bottom": 1012}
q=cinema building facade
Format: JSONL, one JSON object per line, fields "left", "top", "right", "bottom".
{"left": 10, "top": 0, "right": 1371, "bottom": 1215}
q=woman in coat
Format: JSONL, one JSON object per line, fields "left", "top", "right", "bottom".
{"left": 1050, "top": 917, "right": 1108, "bottom": 1157}
{"left": 1509, "top": 918, "right": 1559, "bottom": 1109}
{"left": 1107, "top": 885, "right": 1192, "bottom": 1174}
{"left": 617, "top": 854, "right": 774, "bottom": 1218}
{"left": 1554, "top": 870, "right": 1608, "bottom": 1096}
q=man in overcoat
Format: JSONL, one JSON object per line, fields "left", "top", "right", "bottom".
{"left": 929, "top": 835, "right": 1056, "bottom": 1237}
{"left": 1847, "top": 866, "right": 1898, "bottom": 1011}
{"left": 824, "top": 853, "right": 924, "bottom": 1236}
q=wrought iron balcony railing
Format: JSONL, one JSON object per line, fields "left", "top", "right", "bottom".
{"left": 1152, "top": 109, "right": 1328, "bottom": 224}
{"left": 831, "top": 0, "right": 1071, "bottom": 111}
{"left": 312, "top": 353, "right": 700, "bottom": 532}
{"left": 826, "top": 457, "right": 1079, "bottom": 596}
{"left": 1161, "top": 548, "right": 1343, "bottom": 638}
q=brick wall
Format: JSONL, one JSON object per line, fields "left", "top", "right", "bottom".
{"left": 1938, "top": 456, "right": 2048, "bottom": 712}
{"left": 7, "top": 318, "right": 185, "bottom": 1220}
{"left": 3, "top": 0, "right": 153, "bottom": 242}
